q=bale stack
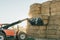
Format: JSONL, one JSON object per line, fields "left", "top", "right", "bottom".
{"left": 26, "top": 3, "right": 47, "bottom": 38}
{"left": 41, "top": 0, "right": 60, "bottom": 39}
{"left": 46, "top": 0, "right": 60, "bottom": 39}
{"left": 26, "top": 0, "right": 60, "bottom": 39}
{"left": 47, "top": 24, "right": 57, "bottom": 38}
{"left": 26, "top": 22, "right": 46, "bottom": 38}
{"left": 41, "top": 1, "right": 51, "bottom": 25}
{"left": 47, "top": 15, "right": 60, "bottom": 39}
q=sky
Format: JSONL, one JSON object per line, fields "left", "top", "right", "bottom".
{"left": 0, "top": 0, "right": 48, "bottom": 24}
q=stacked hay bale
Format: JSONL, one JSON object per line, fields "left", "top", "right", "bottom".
{"left": 47, "top": 15, "right": 60, "bottom": 39}
{"left": 51, "top": 0, "right": 60, "bottom": 15}
{"left": 41, "top": 1, "right": 50, "bottom": 16}
{"left": 41, "top": 1, "right": 50, "bottom": 25}
{"left": 29, "top": 3, "right": 41, "bottom": 18}
{"left": 26, "top": 25, "right": 46, "bottom": 38}
{"left": 41, "top": 0, "right": 60, "bottom": 39}
{"left": 52, "top": 0, "right": 60, "bottom": 1}
{"left": 26, "top": 0, "right": 60, "bottom": 39}
{"left": 26, "top": 3, "right": 47, "bottom": 38}
{"left": 46, "top": 0, "right": 60, "bottom": 39}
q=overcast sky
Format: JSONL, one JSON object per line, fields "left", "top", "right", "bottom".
{"left": 0, "top": 0, "right": 48, "bottom": 23}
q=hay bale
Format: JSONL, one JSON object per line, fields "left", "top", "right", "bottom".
{"left": 52, "top": 0, "right": 60, "bottom": 1}
{"left": 47, "top": 24, "right": 58, "bottom": 29}
{"left": 47, "top": 29, "right": 57, "bottom": 35}
{"left": 48, "top": 15, "right": 60, "bottom": 25}
{"left": 26, "top": 23, "right": 46, "bottom": 38}
{"left": 29, "top": 3, "right": 41, "bottom": 18}
{"left": 41, "top": 1, "right": 51, "bottom": 16}
{"left": 47, "top": 35, "right": 57, "bottom": 38}
{"left": 51, "top": 1, "right": 60, "bottom": 15}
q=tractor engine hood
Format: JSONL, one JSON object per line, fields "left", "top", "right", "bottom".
{"left": 3, "top": 29, "right": 15, "bottom": 36}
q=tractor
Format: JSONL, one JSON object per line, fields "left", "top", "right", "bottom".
{"left": 0, "top": 18, "right": 28, "bottom": 40}
{"left": 0, "top": 17, "right": 44, "bottom": 40}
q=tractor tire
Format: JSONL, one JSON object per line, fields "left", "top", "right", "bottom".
{"left": 0, "top": 32, "right": 6, "bottom": 40}
{"left": 18, "top": 32, "right": 27, "bottom": 40}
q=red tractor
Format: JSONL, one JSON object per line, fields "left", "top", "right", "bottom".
{"left": 0, "top": 17, "right": 44, "bottom": 40}
{"left": 0, "top": 18, "right": 28, "bottom": 40}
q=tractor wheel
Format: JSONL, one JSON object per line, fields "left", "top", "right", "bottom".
{"left": 18, "top": 32, "right": 27, "bottom": 40}
{"left": 0, "top": 32, "right": 6, "bottom": 40}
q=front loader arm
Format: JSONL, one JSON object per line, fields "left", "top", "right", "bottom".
{"left": 2, "top": 18, "right": 28, "bottom": 29}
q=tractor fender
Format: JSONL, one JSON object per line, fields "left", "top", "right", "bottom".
{"left": 3, "top": 29, "right": 15, "bottom": 36}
